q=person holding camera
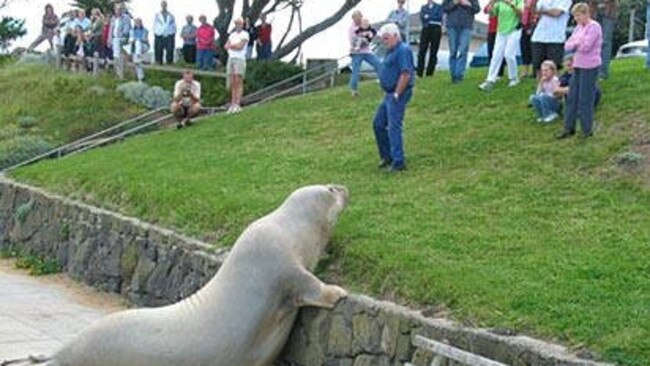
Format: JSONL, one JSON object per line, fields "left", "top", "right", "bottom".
{"left": 443, "top": 0, "right": 480, "bottom": 83}
{"left": 170, "top": 70, "right": 202, "bottom": 128}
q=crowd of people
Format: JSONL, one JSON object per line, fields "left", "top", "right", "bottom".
{"left": 27, "top": 1, "right": 276, "bottom": 119}
{"left": 351, "top": 0, "right": 649, "bottom": 173}
{"left": 25, "top": 1, "right": 650, "bottom": 167}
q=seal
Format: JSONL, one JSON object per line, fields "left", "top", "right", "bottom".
{"left": 27, "top": 184, "right": 349, "bottom": 366}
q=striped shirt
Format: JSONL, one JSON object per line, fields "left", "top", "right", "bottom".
{"left": 531, "top": 0, "right": 572, "bottom": 43}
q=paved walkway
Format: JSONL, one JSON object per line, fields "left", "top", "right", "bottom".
{"left": 0, "top": 260, "right": 125, "bottom": 362}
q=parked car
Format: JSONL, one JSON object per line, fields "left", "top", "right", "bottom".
{"left": 615, "top": 40, "right": 649, "bottom": 59}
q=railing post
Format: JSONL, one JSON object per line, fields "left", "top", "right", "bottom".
{"left": 55, "top": 47, "right": 62, "bottom": 69}
{"left": 302, "top": 71, "right": 307, "bottom": 95}
{"left": 116, "top": 53, "right": 125, "bottom": 80}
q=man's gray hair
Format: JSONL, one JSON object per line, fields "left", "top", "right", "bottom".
{"left": 378, "top": 23, "right": 401, "bottom": 39}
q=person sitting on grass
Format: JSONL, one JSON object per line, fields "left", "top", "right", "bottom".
{"left": 554, "top": 55, "right": 601, "bottom": 108}
{"left": 170, "top": 70, "right": 202, "bottom": 129}
{"left": 529, "top": 60, "right": 561, "bottom": 123}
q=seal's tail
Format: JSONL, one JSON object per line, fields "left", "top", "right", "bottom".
{"left": 1, "top": 355, "right": 52, "bottom": 366}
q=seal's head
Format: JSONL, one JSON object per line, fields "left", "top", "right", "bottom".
{"left": 281, "top": 184, "right": 348, "bottom": 230}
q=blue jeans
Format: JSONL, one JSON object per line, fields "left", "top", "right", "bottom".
{"left": 564, "top": 67, "right": 599, "bottom": 134}
{"left": 596, "top": 15, "right": 616, "bottom": 78}
{"left": 446, "top": 27, "right": 471, "bottom": 81}
{"left": 257, "top": 42, "right": 272, "bottom": 60}
{"left": 197, "top": 49, "right": 214, "bottom": 70}
{"left": 646, "top": 4, "right": 650, "bottom": 69}
{"left": 529, "top": 94, "right": 560, "bottom": 119}
{"left": 349, "top": 53, "right": 382, "bottom": 92}
{"left": 373, "top": 88, "right": 413, "bottom": 168}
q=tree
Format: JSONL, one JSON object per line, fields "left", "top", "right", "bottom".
{"left": 214, "top": 0, "right": 363, "bottom": 61}
{"left": 0, "top": 16, "right": 26, "bottom": 52}
{"left": 70, "top": 0, "right": 131, "bottom": 15}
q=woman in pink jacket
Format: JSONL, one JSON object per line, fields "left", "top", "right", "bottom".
{"left": 556, "top": 2, "right": 602, "bottom": 139}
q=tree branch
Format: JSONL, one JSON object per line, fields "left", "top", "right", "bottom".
{"left": 271, "top": 0, "right": 362, "bottom": 60}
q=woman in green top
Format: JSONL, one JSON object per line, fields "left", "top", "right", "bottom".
{"left": 479, "top": 0, "right": 524, "bottom": 91}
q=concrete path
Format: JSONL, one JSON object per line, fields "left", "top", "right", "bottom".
{"left": 0, "top": 259, "right": 125, "bottom": 362}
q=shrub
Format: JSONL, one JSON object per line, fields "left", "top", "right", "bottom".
{"left": 142, "top": 86, "right": 172, "bottom": 109}
{"left": 0, "top": 127, "right": 53, "bottom": 169}
{"left": 116, "top": 81, "right": 171, "bottom": 110}
{"left": 87, "top": 85, "right": 107, "bottom": 96}
{"left": 244, "top": 60, "right": 303, "bottom": 93}
{"left": 17, "top": 115, "right": 38, "bottom": 129}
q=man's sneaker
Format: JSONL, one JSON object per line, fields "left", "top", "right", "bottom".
{"left": 377, "top": 159, "right": 392, "bottom": 169}
{"left": 542, "top": 113, "right": 559, "bottom": 123}
{"left": 478, "top": 81, "right": 494, "bottom": 91}
{"left": 388, "top": 164, "right": 406, "bottom": 172}
{"left": 232, "top": 105, "right": 242, "bottom": 113}
{"left": 508, "top": 78, "right": 520, "bottom": 87}
{"left": 555, "top": 129, "right": 575, "bottom": 140}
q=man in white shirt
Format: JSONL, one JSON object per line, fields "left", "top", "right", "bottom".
{"left": 225, "top": 18, "right": 249, "bottom": 114}
{"left": 153, "top": 1, "right": 177, "bottom": 64}
{"left": 531, "top": 0, "right": 572, "bottom": 77}
{"left": 170, "top": 70, "right": 202, "bottom": 128}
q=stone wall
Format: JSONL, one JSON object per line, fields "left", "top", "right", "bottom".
{"left": 0, "top": 178, "right": 611, "bottom": 366}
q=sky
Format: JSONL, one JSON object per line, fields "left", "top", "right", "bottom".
{"left": 2, "top": 0, "right": 487, "bottom": 61}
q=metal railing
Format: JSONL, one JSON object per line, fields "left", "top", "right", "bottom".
{"left": 406, "top": 335, "right": 507, "bottom": 366}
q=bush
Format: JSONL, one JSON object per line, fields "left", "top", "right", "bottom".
{"left": 17, "top": 116, "right": 38, "bottom": 129}
{"left": 0, "top": 126, "right": 53, "bottom": 169}
{"left": 143, "top": 60, "right": 302, "bottom": 106}
{"left": 116, "top": 81, "right": 170, "bottom": 110}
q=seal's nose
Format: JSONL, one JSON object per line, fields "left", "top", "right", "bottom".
{"left": 327, "top": 185, "right": 349, "bottom": 207}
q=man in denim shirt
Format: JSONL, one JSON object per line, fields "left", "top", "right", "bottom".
{"left": 443, "top": 0, "right": 480, "bottom": 83}
{"left": 417, "top": 0, "right": 444, "bottom": 77}
{"left": 373, "top": 24, "right": 415, "bottom": 172}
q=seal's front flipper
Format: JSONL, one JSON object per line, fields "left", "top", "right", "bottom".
{"left": 292, "top": 269, "right": 348, "bottom": 309}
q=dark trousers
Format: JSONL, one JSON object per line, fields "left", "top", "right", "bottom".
{"left": 531, "top": 42, "right": 564, "bottom": 72}
{"left": 182, "top": 44, "right": 196, "bottom": 64}
{"left": 155, "top": 35, "right": 175, "bottom": 64}
{"left": 520, "top": 29, "right": 533, "bottom": 66}
{"left": 487, "top": 31, "right": 505, "bottom": 76}
{"left": 373, "top": 88, "right": 413, "bottom": 168}
{"left": 417, "top": 25, "right": 441, "bottom": 77}
{"left": 564, "top": 67, "right": 598, "bottom": 134}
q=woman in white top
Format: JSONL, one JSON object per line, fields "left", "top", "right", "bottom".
{"left": 224, "top": 18, "right": 249, "bottom": 113}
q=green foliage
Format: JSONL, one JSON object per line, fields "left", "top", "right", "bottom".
{"left": 0, "top": 64, "right": 142, "bottom": 143}
{"left": 116, "top": 81, "right": 171, "bottom": 110}
{"left": 14, "top": 254, "right": 61, "bottom": 275}
{"left": 17, "top": 116, "right": 38, "bottom": 129}
{"left": 11, "top": 59, "right": 650, "bottom": 364}
{"left": 0, "top": 16, "right": 26, "bottom": 52}
{"left": 70, "top": 0, "right": 131, "bottom": 15}
{"left": 244, "top": 59, "right": 304, "bottom": 94}
{"left": 0, "top": 126, "right": 53, "bottom": 169}
{"left": 14, "top": 199, "right": 33, "bottom": 224}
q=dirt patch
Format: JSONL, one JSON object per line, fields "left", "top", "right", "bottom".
{"left": 0, "top": 258, "right": 127, "bottom": 312}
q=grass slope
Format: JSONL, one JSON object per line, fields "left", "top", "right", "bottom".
{"left": 12, "top": 59, "right": 650, "bottom": 365}
{"left": 0, "top": 63, "right": 141, "bottom": 143}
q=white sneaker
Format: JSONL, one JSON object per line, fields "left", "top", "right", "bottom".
{"left": 536, "top": 117, "right": 543, "bottom": 123}
{"left": 233, "top": 105, "right": 242, "bottom": 113}
{"left": 478, "top": 81, "right": 494, "bottom": 91}
{"left": 508, "top": 78, "right": 520, "bottom": 87}
{"left": 543, "top": 113, "right": 559, "bottom": 123}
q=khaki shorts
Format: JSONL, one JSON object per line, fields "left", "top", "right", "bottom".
{"left": 227, "top": 57, "right": 246, "bottom": 77}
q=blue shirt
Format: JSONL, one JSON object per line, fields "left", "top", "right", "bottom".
{"left": 442, "top": 0, "right": 480, "bottom": 29}
{"left": 420, "top": 3, "right": 444, "bottom": 26}
{"left": 379, "top": 42, "right": 415, "bottom": 93}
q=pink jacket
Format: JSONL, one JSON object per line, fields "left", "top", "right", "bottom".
{"left": 196, "top": 24, "right": 215, "bottom": 50}
{"left": 565, "top": 20, "right": 603, "bottom": 69}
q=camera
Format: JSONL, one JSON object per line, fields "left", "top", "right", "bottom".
{"left": 182, "top": 88, "right": 191, "bottom": 97}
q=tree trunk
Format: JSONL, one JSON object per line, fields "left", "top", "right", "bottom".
{"left": 271, "top": 0, "right": 362, "bottom": 60}
{"left": 213, "top": 0, "right": 235, "bottom": 63}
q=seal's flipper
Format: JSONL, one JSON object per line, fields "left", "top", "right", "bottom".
{"left": 1, "top": 355, "right": 52, "bottom": 366}
{"left": 292, "top": 269, "right": 348, "bottom": 309}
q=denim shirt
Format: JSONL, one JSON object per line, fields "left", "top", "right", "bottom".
{"left": 420, "top": 3, "right": 444, "bottom": 26}
{"left": 379, "top": 42, "right": 415, "bottom": 93}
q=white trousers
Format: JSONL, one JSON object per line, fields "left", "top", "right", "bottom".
{"left": 487, "top": 29, "right": 521, "bottom": 82}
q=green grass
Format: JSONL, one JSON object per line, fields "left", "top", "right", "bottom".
{"left": 0, "top": 63, "right": 142, "bottom": 143}
{"left": 12, "top": 58, "right": 650, "bottom": 365}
